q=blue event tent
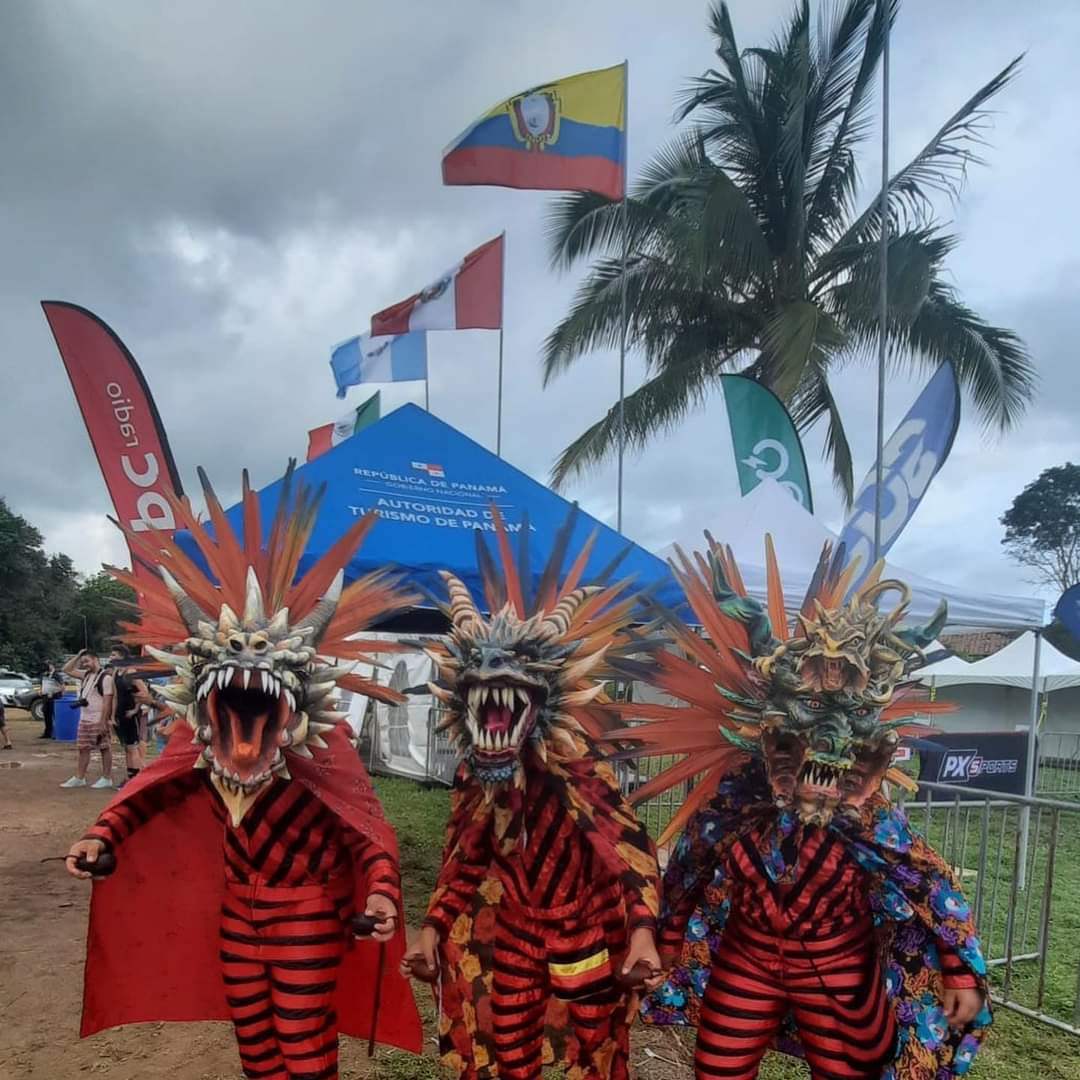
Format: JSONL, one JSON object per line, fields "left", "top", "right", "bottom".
{"left": 176, "top": 403, "right": 684, "bottom": 624}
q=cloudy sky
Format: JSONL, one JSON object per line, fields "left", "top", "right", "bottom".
{"left": 2, "top": 0, "right": 1078, "bottom": 611}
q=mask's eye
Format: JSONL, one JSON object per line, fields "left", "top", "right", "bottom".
{"left": 852, "top": 706, "right": 873, "bottom": 718}
{"left": 805, "top": 698, "right": 827, "bottom": 712}
{"left": 228, "top": 637, "right": 245, "bottom": 653}
{"left": 251, "top": 639, "right": 269, "bottom": 654}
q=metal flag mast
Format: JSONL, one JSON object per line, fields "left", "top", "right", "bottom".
{"left": 496, "top": 230, "right": 506, "bottom": 456}
{"left": 873, "top": 9, "right": 891, "bottom": 561}
{"left": 616, "top": 58, "right": 629, "bottom": 533}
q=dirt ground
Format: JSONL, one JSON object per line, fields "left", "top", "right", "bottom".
{"left": 0, "top": 714, "right": 700, "bottom": 1080}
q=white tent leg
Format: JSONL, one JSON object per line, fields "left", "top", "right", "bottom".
{"left": 1018, "top": 629, "right": 1043, "bottom": 891}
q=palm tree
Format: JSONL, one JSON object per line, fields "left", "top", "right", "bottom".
{"left": 543, "top": 0, "right": 1035, "bottom": 500}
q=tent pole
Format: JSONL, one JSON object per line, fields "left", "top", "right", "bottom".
{"left": 1018, "top": 628, "right": 1042, "bottom": 891}
{"left": 873, "top": 11, "right": 891, "bottom": 562}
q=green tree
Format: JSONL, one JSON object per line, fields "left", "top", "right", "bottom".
{"left": 1001, "top": 464, "right": 1080, "bottom": 593}
{"left": 63, "top": 571, "right": 138, "bottom": 655}
{"left": 543, "top": 0, "right": 1034, "bottom": 498}
{"left": 0, "top": 497, "right": 78, "bottom": 671}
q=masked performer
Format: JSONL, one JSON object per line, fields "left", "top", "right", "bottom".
{"left": 65, "top": 469, "right": 423, "bottom": 1080}
{"left": 606, "top": 538, "right": 990, "bottom": 1080}
{"left": 401, "top": 513, "right": 663, "bottom": 1080}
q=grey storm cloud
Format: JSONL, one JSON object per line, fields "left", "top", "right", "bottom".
{"left": 1, "top": 0, "right": 1078, "bottom": 608}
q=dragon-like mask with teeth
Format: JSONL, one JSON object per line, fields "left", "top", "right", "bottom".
{"left": 109, "top": 466, "right": 412, "bottom": 826}
{"left": 423, "top": 572, "right": 611, "bottom": 790}
{"left": 150, "top": 566, "right": 349, "bottom": 825}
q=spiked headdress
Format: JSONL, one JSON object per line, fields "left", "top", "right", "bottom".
{"left": 604, "top": 534, "right": 953, "bottom": 842}
{"left": 108, "top": 465, "right": 416, "bottom": 823}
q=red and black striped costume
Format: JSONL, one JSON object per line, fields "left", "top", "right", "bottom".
{"left": 659, "top": 823, "right": 976, "bottom": 1080}
{"left": 426, "top": 770, "right": 656, "bottom": 1080}
{"left": 86, "top": 772, "right": 400, "bottom": 1080}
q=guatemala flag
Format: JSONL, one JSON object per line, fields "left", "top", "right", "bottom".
{"left": 330, "top": 331, "right": 428, "bottom": 398}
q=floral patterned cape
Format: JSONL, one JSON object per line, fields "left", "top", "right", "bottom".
{"left": 644, "top": 762, "right": 992, "bottom": 1080}
{"left": 429, "top": 740, "right": 661, "bottom": 1079}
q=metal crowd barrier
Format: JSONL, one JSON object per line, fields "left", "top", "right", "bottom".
{"left": 902, "top": 782, "right": 1080, "bottom": 1035}
{"left": 1036, "top": 730, "right": 1080, "bottom": 798}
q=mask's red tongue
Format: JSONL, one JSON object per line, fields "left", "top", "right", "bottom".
{"left": 485, "top": 703, "right": 513, "bottom": 733}
{"left": 227, "top": 705, "right": 270, "bottom": 767}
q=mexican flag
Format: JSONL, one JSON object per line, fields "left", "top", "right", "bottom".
{"left": 306, "top": 392, "right": 380, "bottom": 461}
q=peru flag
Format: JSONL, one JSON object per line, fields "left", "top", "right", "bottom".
{"left": 371, "top": 235, "right": 503, "bottom": 335}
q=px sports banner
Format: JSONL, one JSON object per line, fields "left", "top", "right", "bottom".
{"left": 721, "top": 374, "right": 813, "bottom": 511}
{"left": 41, "top": 302, "right": 184, "bottom": 577}
{"left": 839, "top": 364, "right": 960, "bottom": 589}
{"left": 917, "top": 730, "right": 1029, "bottom": 800}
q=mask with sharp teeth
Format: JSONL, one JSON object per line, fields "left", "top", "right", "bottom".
{"left": 425, "top": 578, "right": 601, "bottom": 789}
{"left": 604, "top": 538, "right": 958, "bottom": 843}
{"left": 420, "top": 513, "right": 640, "bottom": 792}
{"left": 110, "top": 466, "right": 413, "bottom": 826}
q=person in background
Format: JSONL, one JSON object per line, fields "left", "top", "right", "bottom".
{"left": 59, "top": 649, "right": 114, "bottom": 789}
{"left": 40, "top": 662, "right": 62, "bottom": 739}
{"left": 107, "top": 645, "right": 149, "bottom": 787}
{"left": 0, "top": 697, "right": 12, "bottom": 750}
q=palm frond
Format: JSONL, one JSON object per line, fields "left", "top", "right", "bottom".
{"left": 789, "top": 365, "right": 856, "bottom": 503}
{"left": 758, "top": 299, "right": 847, "bottom": 401}
{"left": 549, "top": 347, "right": 742, "bottom": 489}
{"left": 804, "top": 0, "right": 897, "bottom": 248}
{"left": 842, "top": 54, "right": 1023, "bottom": 241}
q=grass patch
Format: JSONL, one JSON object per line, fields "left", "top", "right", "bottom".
{"left": 371, "top": 775, "right": 451, "bottom": 927}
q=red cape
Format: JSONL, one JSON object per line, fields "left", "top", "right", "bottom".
{"left": 80, "top": 723, "right": 423, "bottom": 1054}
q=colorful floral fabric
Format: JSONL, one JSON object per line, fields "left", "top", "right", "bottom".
{"left": 643, "top": 762, "right": 990, "bottom": 1080}
{"left": 429, "top": 736, "right": 660, "bottom": 1078}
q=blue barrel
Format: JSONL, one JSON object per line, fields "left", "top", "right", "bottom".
{"left": 53, "top": 693, "right": 81, "bottom": 742}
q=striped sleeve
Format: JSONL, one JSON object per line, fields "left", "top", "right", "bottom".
{"left": 345, "top": 830, "right": 402, "bottom": 910}
{"left": 626, "top": 889, "right": 658, "bottom": 933}
{"left": 84, "top": 773, "right": 201, "bottom": 848}
{"left": 423, "top": 820, "right": 492, "bottom": 938}
{"left": 939, "top": 942, "right": 979, "bottom": 989}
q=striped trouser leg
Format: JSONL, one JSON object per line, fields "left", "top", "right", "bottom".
{"left": 491, "top": 913, "right": 548, "bottom": 1080}
{"left": 694, "top": 935, "right": 785, "bottom": 1079}
{"left": 221, "top": 883, "right": 346, "bottom": 1080}
{"left": 783, "top": 936, "right": 897, "bottom": 1080}
{"left": 550, "top": 895, "right": 626, "bottom": 1080}
{"left": 220, "top": 950, "right": 288, "bottom": 1079}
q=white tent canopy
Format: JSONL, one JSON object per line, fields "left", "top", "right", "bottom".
{"left": 917, "top": 631, "right": 1080, "bottom": 692}
{"left": 658, "top": 480, "right": 1045, "bottom": 631}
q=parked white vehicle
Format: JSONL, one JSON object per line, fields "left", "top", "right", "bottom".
{"left": 0, "top": 669, "right": 33, "bottom": 706}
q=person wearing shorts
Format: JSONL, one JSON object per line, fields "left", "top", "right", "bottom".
{"left": 107, "top": 645, "right": 149, "bottom": 786}
{"left": 60, "top": 650, "right": 114, "bottom": 790}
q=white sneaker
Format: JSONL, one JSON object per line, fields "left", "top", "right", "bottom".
{"left": 91, "top": 777, "right": 114, "bottom": 790}
{"left": 60, "top": 776, "right": 87, "bottom": 788}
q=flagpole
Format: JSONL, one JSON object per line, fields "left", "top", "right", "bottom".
{"left": 616, "top": 59, "right": 629, "bottom": 534}
{"left": 873, "top": 12, "right": 890, "bottom": 562}
{"left": 497, "top": 231, "right": 506, "bottom": 457}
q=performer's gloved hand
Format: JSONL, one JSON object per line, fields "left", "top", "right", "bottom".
{"left": 65, "top": 838, "right": 107, "bottom": 880}
{"left": 943, "top": 986, "right": 984, "bottom": 1028}
{"left": 400, "top": 925, "right": 439, "bottom": 982}
{"left": 620, "top": 927, "right": 664, "bottom": 991}
{"left": 359, "top": 894, "right": 398, "bottom": 943}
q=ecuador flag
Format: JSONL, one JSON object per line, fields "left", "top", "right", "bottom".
{"left": 442, "top": 64, "right": 626, "bottom": 200}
